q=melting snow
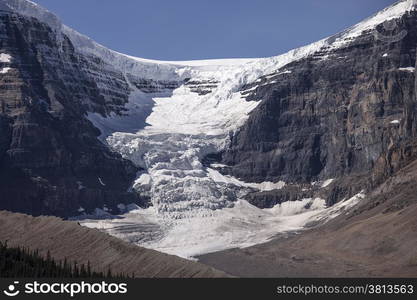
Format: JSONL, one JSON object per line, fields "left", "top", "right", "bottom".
{"left": 390, "top": 119, "right": 401, "bottom": 124}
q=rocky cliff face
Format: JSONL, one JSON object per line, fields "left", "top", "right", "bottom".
{"left": 1, "top": 0, "right": 417, "bottom": 229}
{"left": 0, "top": 11, "right": 147, "bottom": 217}
{"left": 222, "top": 9, "right": 417, "bottom": 206}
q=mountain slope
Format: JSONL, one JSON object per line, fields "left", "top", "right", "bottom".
{"left": 199, "top": 155, "right": 417, "bottom": 277}
{"left": 1, "top": 0, "right": 417, "bottom": 261}
{"left": 0, "top": 210, "right": 228, "bottom": 278}
{"left": 0, "top": 1, "right": 146, "bottom": 216}
{"left": 79, "top": 0, "right": 417, "bottom": 258}
{"left": 222, "top": 0, "right": 417, "bottom": 206}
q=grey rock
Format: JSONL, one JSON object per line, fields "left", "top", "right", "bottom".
{"left": 0, "top": 13, "right": 145, "bottom": 217}
{"left": 221, "top": 11, "right": 417, "bottom": 206}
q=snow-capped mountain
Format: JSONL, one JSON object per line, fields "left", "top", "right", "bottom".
{"left": 1, "top": 0, "right": 417, "bottom": 258}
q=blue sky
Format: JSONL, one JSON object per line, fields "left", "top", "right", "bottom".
{"left": 33, "top": 0, "right": 396, "bottom": 61}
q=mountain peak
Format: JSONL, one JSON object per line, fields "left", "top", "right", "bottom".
{"left": 0, "top": 0, "right": 61, "bottom": 30}
{"left": 1, "top": 0, "right": 416, "bottom": 67}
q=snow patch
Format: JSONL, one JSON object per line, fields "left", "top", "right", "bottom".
{"left": 321, "top": 178, "right": 335, "bottom": 188}
{"left": 0, "top": 67, "right": 11, "bottom": 74}
{"left": 398, "top": 67, "right": 415, "bottom": 72}
{"left": 240, "top": 86, "right": 258, "bottom": 93}
{"left": 210, "top": 163, "right": 228, "bottom": 168}
{"left": 0, "top": 53, "right": 11, "bottom": 63}
{"left": 331, "top": 0, "right": 416, "bottom": 48}
{"left": 276, "top": 70, "right": 292, "bottom": 75}
{"left": 310, "top": 192, "right": 366, "bottom": 224}
{"left": 390, "top": 119, "right": 401, "bottom": 124}
{"left": 207, "top": 168, "right": 286, "bottom": 192}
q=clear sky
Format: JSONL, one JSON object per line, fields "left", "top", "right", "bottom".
{"left": 33, "top": 0, "right": 396, "bottom": 61}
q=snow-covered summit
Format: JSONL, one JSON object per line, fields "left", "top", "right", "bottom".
{"left": 4, "top": 0, "right": 413, "bottom": 217}
{"left": 2, "top": 0, "right": 416, "bottom": 75}
{"left": 3, "top": 0, "right": 415, "bottom": 257}
{"left": 0, "top": 0, "right": 60, "bottom": 29}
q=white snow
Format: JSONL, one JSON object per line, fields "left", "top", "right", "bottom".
{"left": 398, "top": 67, "right": 415, "bottom": 72}
{"left": 77, "top": 207, "right": 85, "bottom": 213}
{"left": 134, "top": 173, "right": 152, "bottom": 187}
{"left": 0, "top": 53, "right": 11, "bottom": 63}
{"left": 80, "top": 194, "right": 365, "bottom": 259}
{"left": 331, "top": 0, "right": 416, "bottom": 48}
{"left": 240, "top": 86, "right": 258, "bottom": 93}
{"left": 321, "top": 178, "right": 335, "bottom": 188}
{"left": 310, "top": 192, "right": 366, "bottom": 224}
{"left": 276, "top": 70, "right": 292, "bottom": 76}
{"left": 390, "top": 119, "right": 401, "bottom": 124}
{"left": 69, "top": 0, "right": 390, "bottom": 256}
{"left": 382, "top": 53, "right": 389, "bottom": 57}
{"left": 0, "top": 67, "right": 11, "bottom": 74}
{"left": 6, "top": 0, "right": 416, "bottom": 74}
{"left": 210, "top": 163, "right": 228, "bottom": 168}
{"left": 207, "top": 168, "right": 286, "bottom": 192}
{"left": 105, "top": 75, "right": 262, "bottom": 218}
{"left": 5, "top": 0, "right": 394, "bottom": 257}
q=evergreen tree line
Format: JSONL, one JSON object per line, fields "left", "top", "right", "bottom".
{"left": 0, "top": 241, "right": 132, "bottom": 278}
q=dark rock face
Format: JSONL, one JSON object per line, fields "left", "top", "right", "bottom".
{"left": 184, "top": 79, "right": 219, "bottom": 95}
{"left": 0, "top": 13, "right": 145, "bottom": 217}
{"left": 3, "top": 2, "right": 417, "bottom": 217}
{"left": 222, "top": 11, "right": 417, "bottom": 205}
{"left": 127, "top": 75, "right": 180, "bottom": 93}
{"left": 198, "top": 156, "right": 417, "bottom": 278}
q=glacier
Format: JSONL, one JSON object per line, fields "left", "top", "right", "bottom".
{"left": 5, "top": 0, "right": 416, "bottom": 258}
